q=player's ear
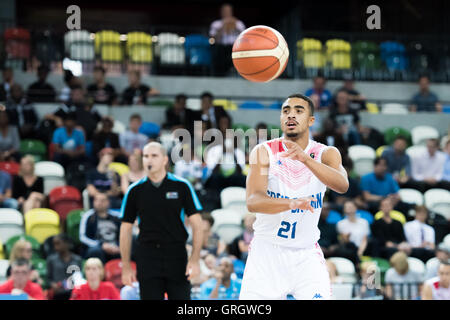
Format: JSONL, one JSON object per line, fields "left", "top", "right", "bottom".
{"left": 308, "top": 116, "right": 315, "bottom": 127}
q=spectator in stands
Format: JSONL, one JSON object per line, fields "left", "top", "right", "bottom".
{"left": 46, "top": 234, "right": 83, "bottom": 300}
{"left": 337, "top": 200, "right": 370, "bottom": 259}
{"left": 121, "top": 70, "right": 159, "bottom": 105}
{"left": 121, "top": 151, "right": 145, "bottom": 195}
{"left": 360, "top": 157, "right": 409, "bottom": 215}
{"left": 305, "top": 74, "right": 333, "bottom": 109}
{"left": 403, "top": 206, "right": 436, "bottom": 263}
{"left": 0, "top": 258, "right": 45, "bottom": 300}
{"left": 198, "top": 92, "right": 229, "bottom": 129}
{"left": 4, "top": 84, "right": 38, "bottom": 139}
{"left": 86, "top": 148, "right": 122, "bottom": 209}
{"left": 381, "top": 135, "right": 411, "bottom": 186}
{"left": 163, "top": 93, "right": 198, "bottom": 134}
{"left": 318, "top": 202, "right": 339, "bottom": 258}
{"left": 308, "top": 93, "right": 323, "bottom": 137}
{"left": 173, "top": 144, "right": 203, "bottom": 190}
{"left": 190, "top": 253, "right": 217, "bottom": 287}
{"left": 119, "top": 114, "right": 149, "bottom": 158}
{"left": 79, "top": 192, "right": 121, "bottom": 263}
{"left": 335, "top": 73, "right": 366, "bottom": 111}
{"left": 228, "top": 213, "right": 256, "bottom": 262}
{"left": 50, "top": 85, "right": 87, "bottom": 129}
{"left": 425, "top": 244, "right": 450, "bottom": 280}
{"left": 313, "top": 117, "right": 348, "bottom": 158}
{"left": 0, "top": 109, "right": 20, "bottom": 162}
{"left": 370, "top": 198, "right": 411, "bottom": 260}
{"left": 328, "top": 90, "right": 361, "bottom": 145}
{"left": 12, "top": 155, "right": 44, "bottom": 213}
{"left": 409, "top": 74, "right": 442, "bottom": 112}
{"left": 0, "top": 67, "right": 15, "bottom": 102}
{"left": 443, "top": 139, "right": 450, "bottom": 182}
{"left": 209, "top": 3, "right": 246, "bottom": 76}
{"left": 92, "top": 116, "right": 126, "bottom": 164}
{"left": 0, "top": 169, "right": 18, "bottom": 209}
{"left": 74, "top": 97, "right": 102, "bottom": 143}
{"left": 422, "top": 260, "right": 450, "bottom": 300}
{"left": 199, "top": 256, "right": 241, "bottom": 299}
{"left": 26, "top": 64, "right": 56, "bottom": 103}
{"left": 87, "top": 66, "right": 117, "bottom": 105}
{"left": 358, "top": 126, "right": 385, "bottom": 151}
{"left": 58, "top": 69, "right": 77, "bottom": 103}
{"left": 408, "top": 138, "right": 448, "bottom": 192}
{"left": 384, "top": 251, "right": 423, "bottom": 300}
{"left": 198, "top": 212, "right": 227, "bottom": 258}
{"left": 7, "top": 239, "right": 42, "bottom": 285}
{"left": 70, "top": 257, "right": 121, "bottom": 300}
{"left": 356, "top": 261, "right": 385, "bottom": 299}
{"left": 51, "top": 112, "right": 86, "bottom": 167}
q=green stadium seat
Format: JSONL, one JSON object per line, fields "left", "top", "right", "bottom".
{"left": 66, "top": 209, "right": 85, "bottom": 245}
{"left": 20, "top": 140, "right": 47, "bottom": 162}
{"left": 232, "top": 123, "right": 251, "bottom": 132}
{"left": 31, "top": 258, "right": 48, "bottom": 288}
{"left": 5, "top": 234, "right": 42, "bottom": 260}
{"left": 383, "top": 127, "right": 412, "bottom": 146}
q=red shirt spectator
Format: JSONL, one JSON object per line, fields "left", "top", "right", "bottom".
{"left": 70, "top": 281, "right": 120, "bottom": 300}
{"left": 0, "top": 279, "right": 45, "bottom": 300}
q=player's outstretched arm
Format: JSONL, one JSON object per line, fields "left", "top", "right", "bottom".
{"left": 246, "top": 145, "right": 315, "bottom": 214}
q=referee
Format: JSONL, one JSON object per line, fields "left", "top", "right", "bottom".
{"left": 120, "top": 142, "right": 203, "bottom": 300}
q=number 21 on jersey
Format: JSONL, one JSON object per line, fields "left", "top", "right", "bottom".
{"left": 277, "top": 221, "right": 297, "bottom": 239}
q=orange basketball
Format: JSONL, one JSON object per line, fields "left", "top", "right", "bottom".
{"left": 232, "top": 25, "right": 289, "bottom": 82}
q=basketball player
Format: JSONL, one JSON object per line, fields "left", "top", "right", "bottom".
{"left": 239, "top": 93, "right": 349, "bottom": 300}
{"left": 421, "top": 260, "right": 450, "bottom": 300}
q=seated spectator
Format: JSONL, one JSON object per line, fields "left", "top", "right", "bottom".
{"left": 197, "top": 212, "right": 227, "bottom": 258}
{"left": 228, "top": 213, "right": 255, "bottom": 262}
{"left": 0, "top": 258, "right": 45, "bottom": 300}
{"left": 425, "top": 244, "right": 450, "bottom": 280}
{"left": 92, "top": 116, "right": 126, "bottom": 164}
{"left": 86, "top": 148, "right": 122, "bottom": 209}
{"left": 328, "top": 90, "right": 361, "bottom": 145}
{"left": 360, "top": 157, "right": 411, "bottom": 215}
{"left": 0, "top": 169, "right": 18, "bottom": 209}
{"left": 70, "top": 257, "right": 121, "bottom": 300}
{"left": 7, "top": 239, "right": 42, "bottom": 285}
{"left": 26, "top": 64, "right": 56, "bottom": 103}
{"left": 198, "top": 92, "right": 228, "bottom": 129}
{"left": 4, "top": 84, "right": 38, "bottom": 139}
{"left": 0, "top": 109, "right": 20, "bottom": 162}
{"left": 46, "top": 234, "right": 83, "bottom": 300}
{"left": 335, "top": 73, "right": 366, "bottom": 111}
{"left": 120, "top": 282, "right": 140, "bottom": 300}
{"left": 374, "top": 204, "right": 406, "bottom": 225}
{"left": 408, "top": 138, "right": 448, "bottom": 193}
{"left": 173, "top": 145, "right": 203, "bottom": 190}
{"left": 313, "top": 117, "right": 348, "bottom": 158}
{"left": 0, "top": 67, "right": 15, "bottom": 102}
{"left": 119, "top": 114, "right": 149, "bottom": 158}
{"left": 121, "top": 70, "right": 159, "bottom": 105}
{"left": 163, "top": 93, "right": 198, "bottom": 134}
{"left": 355, "top": 261, "right": 385, "bottom": 299}
{"left": 443, "top": 139, "right": 450, "bottom": 182}
{"left": 79, "top": 192, "right": 121, "bottom": 263}
{"left": 384, "top": 251, "right": 423, "bottom": 300}
{"left": 209, "top": 3, "right": 246, "bottom": 76}
{"left": 87, "top": 66, "right": 117, "bottom": 105}
{"left": 48, "top": 85, "right": 87, "bottom": 130}
{"left": 381, "top": 135, "right": 411, "bottom": 186}
{"left": 421, "top": 259, "right": 450, "bottom": 300}
{"left": 409, "top": 74, "right": 442, "bottom": 112}
{"left": 358, "top": 126, "right": 385, "bottom": 151}
{"left": 199, "top": 256, "right": 241, "bottom": 299}
{"left": 121, "top": 151, "right": 145, "bottom": 195}
{"left": 57, "top": 69, "right": 80, "bottom": 103}
{"left": 337, "top": 200, "right": 370, "bottom": 259}
{"left": 51, "top": 112, "right": 86, "bottom": 167}
{"left": 74, "top": 98, "right": 102, "bottom": 143}
{"left": 12, "top": 155, "right": 44, "bottom": 213}
{"left": 326, "top": 259, "right": 345, "bottom": 284}
{"left": 190, "top": 252, "right": 217, "bottom": 287}
{"left": 305, "top": 74, "right": 332, "bottom": 109}
{"left": 370, "top": 198, "right": 411, "bottom": 260}
{"left": 403, "top": 206, "right": 436, "bottom": 263}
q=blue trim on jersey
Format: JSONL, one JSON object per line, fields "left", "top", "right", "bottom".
{"left": 120, "top": 176, "right": 148, "bottom": 219}
{"left": 167, "top": 172, "right": 203, "bottom": 211}
{"left": 180, "top": 208, "right": 185, "bottom": 224}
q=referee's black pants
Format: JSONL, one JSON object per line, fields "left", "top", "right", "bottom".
{"left": 136, "top": 242, "right": 191, "bottom": 300}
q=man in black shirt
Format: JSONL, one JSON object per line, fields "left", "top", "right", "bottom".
{"left": 120, "top": 142, "right": 203, "bottom": 300}
{"left": 87, "top": 66, "right": 117, "bottom": 105}
{"left": 26, "top": 65, "right": 56, "bottom": 103}
{"left": 121, "top": 70, "right": 159, "bottom": 105}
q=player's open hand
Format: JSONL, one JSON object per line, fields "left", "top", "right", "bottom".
{"left": 289, "top": 197, "right": 316, "bottom": 212}
{"left": 280, "top": 139, "right": 309, "bottom": 162}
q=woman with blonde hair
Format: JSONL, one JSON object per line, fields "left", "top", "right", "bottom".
{"left": 120, "top": 151, "right": 145, "bottom": 195}
{"left": 70, "top": 257, "right": 120, "bottom": 300}
{"left": 12, "top": 155, "right": 45, "bottom": 213}
{"left": 7, "top": 239, "right": 43, "bottom": 285}
{"left": 384, "top": 251, "right": 423, "bottom": 299}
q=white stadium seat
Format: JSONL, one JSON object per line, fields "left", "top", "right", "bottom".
{"left": 411, "top": 125, "right": 440, "bottom": 146}
{"left": 0, "top": 260, "right": 10, "bottom": 284}
{"left": 35, "top": 161, "right": 66, "bottom": 194}
{"left": 407, "top": 257, "right": 426, "bottom": 278}
{"left": 425, "top": 257, "right": 440, "bottom": 280}
{"left": 64, "top": 30, "right": 95, "bottom": 61}
{"left": 424, "top": 188, "right": 450, "bottom": 219}
{"left": 348, "top": 145, "right": 376, "bottom": 177}
{"left": 156, "top": 33, "right": 185, "bottom": 65}
{"left": 214, "top": 224, "right": 244, "bottom": 244}
{"left": 381, "top": 103, "right": 409, "bottom": 114}
{"left": 398, "top": 188, "right": 424, "bottom": 206}
{"left": 0, "top": 209, "right": 24, "bottom": 243}
{"left": 327, "top": 257, "right": 357, "bottom": 284}
{"left": 82, "top": 188, "right": 91, "bottom": 210}
{"left": 405, "top": 145, "right": 426, "bottom": 160}
{"left": 331, "top": 283, "right": 354, "bottom": 300}
{"left": 443, "top": 234, "right": 450, "bottom": 246}
{"left": 211, "top": 208, "right": 243, "bottom": 227}
{"left": 220, "top": 187, "right": 246, "bottom": 209}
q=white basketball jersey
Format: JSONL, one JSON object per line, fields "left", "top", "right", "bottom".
{"left": 425, "top": 277, "right": 450, "bottom": 300}
{"left": 252, "top": 138, "right": 328, "bottom": 248}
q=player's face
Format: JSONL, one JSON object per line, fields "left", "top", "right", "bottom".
{"left": 438, "top": 264, "right": 450, "bottom": 287}
{"left": 142, "top": 145, "right": 168, "bottom": 175}
{"left": 280, "top": 97, "right": 314, "bottom": 139}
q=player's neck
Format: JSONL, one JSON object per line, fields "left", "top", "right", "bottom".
{"left": 285, "top": 133, "right": 310, "bottom": 150}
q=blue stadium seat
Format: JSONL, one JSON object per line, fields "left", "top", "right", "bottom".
{"left": 239, "top": 101, "right": 265, "bottom": 109}
{"left": 442, "top": 105, "right": 450, "bottom": 113}
{"left": 356, "top": 209, "right": 374, "bottom": 225}
{"left": 269, "top": 102, "right": 283, "bottom": 109}
{"left": 139, "top": 122, "right": 161, "bottom": 139}
{"left": 326, "top": 210, "right": 343, "bottom": 224}
{"left": 184, "top": 34, "right": 211, "bottom": 66}
{"left": 380, "top": 41, "right": 408, "bottom": 71}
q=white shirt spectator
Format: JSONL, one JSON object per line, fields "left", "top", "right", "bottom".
{"left": 385, "top": 268, "right": 423, "bottom": 300}
{"left": 209, "top": 19, "right": 246, "bottom": 45}
{"left": 336, "top": 217, "right": 370, "bottom": 247}
{"left": 404, "top": 220, "right": 435, "bottom": 248}
{"left": 411, "top": 150, "right": 446, "bottom": 181}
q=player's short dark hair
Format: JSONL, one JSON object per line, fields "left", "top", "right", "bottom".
{"left": 287, "top": 93, "right": 315, "bottom": 116}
